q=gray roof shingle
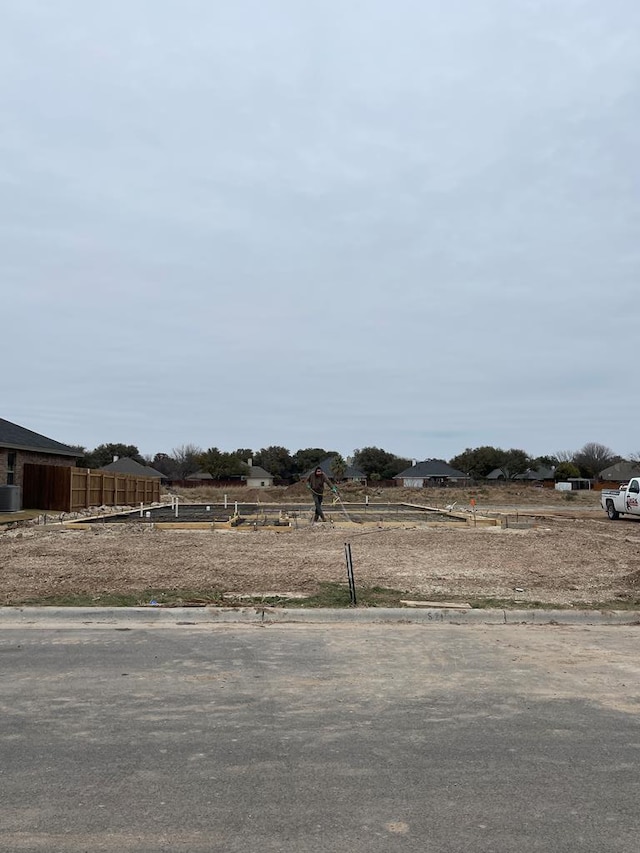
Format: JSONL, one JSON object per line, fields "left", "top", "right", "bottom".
{"left": 100, "top": 458, "right": 165, "bottom": 478}
{"left": 514, "top": 466, "right": 556, "bottom": 481}
{"left": 0, "top": 417, "right": 78, "bottom": 457}
{"left": 599, "top": 461, "right": 640, "bottom": 480}
{"left": 395, "top": 459, "right": 467, "bottom": 479}
{"left": 245, "top": 465, "right": 273, "bottom": 479}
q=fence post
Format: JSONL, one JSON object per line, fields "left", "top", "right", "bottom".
{"left": 68, "top": 468, "right": 75, "bottom": 513}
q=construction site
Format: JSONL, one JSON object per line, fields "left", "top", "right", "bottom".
{"left": 2, "top": 484, "right": 639, "bottom": 610}
{"left": 75, "top": 498, "right": 497, "bottom": 529}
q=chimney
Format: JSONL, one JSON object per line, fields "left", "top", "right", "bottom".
{"left": 113, "top": 455, "right": 119, "bottom": 463}
{"left": 247, "top": 458, "right": 253, "bottom": 468}
{"left": 411, "top": 459, "right": 417, "bottom": 467}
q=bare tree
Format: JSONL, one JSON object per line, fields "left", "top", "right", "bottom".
{"left": 573, "top": 442, "right": 619, "bottom": 478}
{"left": 171, "top": 444, "right": 203, "bottom": 480}
{"left": 554, "top": 449, "right": 576, "bottom": 463}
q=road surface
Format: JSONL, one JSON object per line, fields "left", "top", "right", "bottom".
{"left": 2, "top": 620, "right": 640, "bottom": 852}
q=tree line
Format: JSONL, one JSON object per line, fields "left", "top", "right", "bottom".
{"left": 449, "top": 442, "right": 626, "bottom": 480}
{"left": 71, "top": 443, "right": 412, "bottom": 481}
{"left": 71, "top": 440, "right": 629, "bottom": 482}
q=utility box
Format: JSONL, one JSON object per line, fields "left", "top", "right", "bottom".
{"left": 0, "top": 485, "right": 22, "bottom": 512}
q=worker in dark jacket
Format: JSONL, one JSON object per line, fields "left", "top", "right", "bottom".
{"left": 306, "top": 467, "right": 337, "bottom": 522}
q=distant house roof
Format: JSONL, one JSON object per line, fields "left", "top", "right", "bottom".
{"left": 486, "top": 468, "right": 504, "bottom": 480}
{"left": 599, "top": 461, "right": 640, "bottom": 481}
{"left": 245, "top": 465, "right": 273, "bottom": 480}
{"left": 395, "top": 459, "right": 467, "bottom": 480}
{"left": 488, "top": 466, "right": 555, "bottom": 480}
{"left": 344, "top": 464, "right": 366, "bottom": 479}
{"left": 514, "top": 466, "right": 556, "bottom": 481}
{"left": 305, "top": 456, "right": 366, "bottom": 480}
{"left": 186, "top": 467, "right": 267, "bottom": 481}
{"left": 0, "top": 417, "right": 78, "bottom": 457}
{"left": 100, "top": 458, "right": 165, "bottom": 478}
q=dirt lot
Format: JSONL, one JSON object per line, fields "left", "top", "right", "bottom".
{"left": 1, "top": 486, "right": 639, "bottom": 608}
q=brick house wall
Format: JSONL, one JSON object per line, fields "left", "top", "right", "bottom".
{"left": 0, "top": 448, "right": 77, "bottom": 491}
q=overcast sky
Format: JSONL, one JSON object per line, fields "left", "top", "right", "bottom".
{"left": 2, "top": 0, "right": 639, "bottom": 461}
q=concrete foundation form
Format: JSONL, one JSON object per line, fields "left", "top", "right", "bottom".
{"left": 75, "top": 501, "right": 495, "bottom": 529}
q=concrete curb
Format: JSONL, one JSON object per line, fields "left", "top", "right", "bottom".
{"left": 0, "top": 606, "right": 639, "bottom": 627}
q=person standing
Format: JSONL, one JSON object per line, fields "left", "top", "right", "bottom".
{"left": 306, "top": 466, "right": 337, "bottom": 522}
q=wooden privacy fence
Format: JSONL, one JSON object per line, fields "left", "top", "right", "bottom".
{"left": 23, "top": 464, "right": 161, "bottom": 512}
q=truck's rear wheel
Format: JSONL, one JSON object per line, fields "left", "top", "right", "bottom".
{"left": 606, "top": 500, "right": 620, "bottom": 520}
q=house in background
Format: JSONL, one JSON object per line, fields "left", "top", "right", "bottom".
{"left": 306, "top": 456, "right": 367, "bottom": 483}
{"left": 244, "top": 460, "right": 274, "bottom": 488}
{"left": 0, "top": 417, "right": 78, "bottom": 494}
{"left": 185, "top": 471, "right": 216, "bottom": 483}
{"left": 100, "top": 456, "right": 166, "bottom": 482}
{"left": 487, "top": 465, "right": 555, "bottom": 484}
{"left": 394, "top": 459, "right": 468, "bottom": 488}
{"left": 184, "top": 471, "right": 246, "bottom": 485}
{"left": 514, "top": 465, "right": 556, "bottom": 484}
{"left": 341, "top": 459, "right": 367, "bottom": 483}
{"left": 184, "top": 460, "right": 274, "bottom": 488}
{"left": 599, "top": 461, "right": 640, "bottom": 482}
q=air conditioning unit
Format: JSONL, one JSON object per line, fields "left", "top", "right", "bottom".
{"left": 0, "top": 485, "right": 22, "bottom": 512}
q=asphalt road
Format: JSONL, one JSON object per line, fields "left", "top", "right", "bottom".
{"left": 2, "top": 621, "right": 640, "bottom": 852}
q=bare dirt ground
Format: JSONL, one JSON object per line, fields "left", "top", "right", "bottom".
{"left": 1, "top": 486, "right": 639, "bottom": 608}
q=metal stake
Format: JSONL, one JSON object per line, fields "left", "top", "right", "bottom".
{"left": 344, "top": 542, "right": 357, "bottom": 606}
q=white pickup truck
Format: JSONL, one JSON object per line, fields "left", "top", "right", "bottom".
{"left": 601, "top": 479, "right": 640, "bottom": 520}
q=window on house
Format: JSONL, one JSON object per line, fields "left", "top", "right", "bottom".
{"left": 7, "top": 452, "right": 16, "bottom": 485}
